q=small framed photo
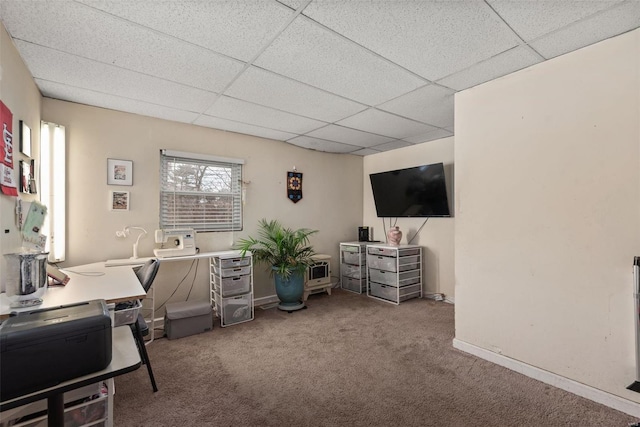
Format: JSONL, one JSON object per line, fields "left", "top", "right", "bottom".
{"left": 110, "top": 190, "right": 130, "bottom": 211}
{"left": 19, "top": 160, "right": 31, "bottom": 193}
{"left": 107, "top": 158, "right": 133, "bottom": 186}
{"left": 19, "top": 120, "right": 31, "bottom": 157}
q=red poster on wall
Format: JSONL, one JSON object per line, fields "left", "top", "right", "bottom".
{"left": 0, "top": 101, "right": 18, "bottom": 196}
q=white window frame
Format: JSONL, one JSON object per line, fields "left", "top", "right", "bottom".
{"left": 159, "top": 150, "right": 243, "bottom": 232}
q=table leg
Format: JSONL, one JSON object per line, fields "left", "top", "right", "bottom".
{"left": 47, "top": 393, "right": 64, "bottom": 427}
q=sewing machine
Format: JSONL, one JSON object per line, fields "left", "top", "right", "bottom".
{"left": 153, "top": 228, "right": 197, "bottom": 258}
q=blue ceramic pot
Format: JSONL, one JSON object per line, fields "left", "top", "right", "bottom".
{"left": 273, "top": 268, "right": 305, "bottom": 312}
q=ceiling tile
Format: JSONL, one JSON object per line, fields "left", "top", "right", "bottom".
{"left": 276, "top": 0, "right": 307, "bottom": 10}
{"left": 336, "top": 109, "right": 438, "bottom": 139}
{"left": 437, "top": 46, "right": 542, "bottom": 91}
{"left": 369, "top": 140, "right": 413, "bottom": 152}
{"left": 529, "top": 1, "right": 640, "bottom": 59}
{"left": 194, "top": 114, "right": 297, "bottom": 142}
{"left": 350, "top": 148, "right": 381, "bottom": 156}
{"left": 16, "top": 41, "right": 218, "bottom": 112}
{"left": 287, "top": 136, "right": 360, "bottom": 153}
{"left": 0, "top": 1, "right": 244, "bottom": 93}
{"left": 301, "top": 0, "right": 520, "bottom": 81}
{"left": 206, "top": 96, "right": 325, "bottom": 134}
{"left": 488, "top": 0, "right": 624, "bottom": 41}
{"left": 377, "top": 85, "right": 455, "bottom": 128}
{"left": 78, "top": 0, "right": 294, "bottom": 62}
{"left": 305, "top": 125, "right": 393, "bottom": 148}
{"left": 254, "top": 16, "right": 425, "bottom": 105}
{"left": 37, "top": 79, "right": 200, "bottom": 124}
{"left": 225, "top": 67, "right": 366, "bottom": 122}
{"left": 403, "top": 129, "right": 454, "bottom": 145}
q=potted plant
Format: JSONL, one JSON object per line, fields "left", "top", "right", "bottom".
{"left": 236, "top": 219, "right": 317, "bottom": 312}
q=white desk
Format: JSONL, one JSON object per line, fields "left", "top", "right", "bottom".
{"left": 0, "top": 262, "right": 146, "bottom": 318}
{"left": 105, "top": 250, "right": 245, "bottom": 267}
{"left": 0, "top": 326, "right": 141, "bottom": 426}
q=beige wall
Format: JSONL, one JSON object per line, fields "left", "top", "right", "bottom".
{"left": 455, "top": 29, "right": 640, "bottom": 402}
{"left": 363, "top": 137, "right": 455, "bottom": 299}
{"left": 0, "top": 24, "right": 41, "bottom": 290}
{"left": 41, "top": 99, "right": 363, "bottom": 308}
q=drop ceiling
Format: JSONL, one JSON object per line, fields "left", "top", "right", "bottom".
{"left": 1, "top": 0, "right": 639, "bottom": 155}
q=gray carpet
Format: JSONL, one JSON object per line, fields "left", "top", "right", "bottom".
{"left": 114, "top": 289, "right": 638, "bottom": 426}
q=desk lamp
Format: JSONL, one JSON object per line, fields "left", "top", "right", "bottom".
{"left": 116, "top": 226, "right": 148, "bottom": 259}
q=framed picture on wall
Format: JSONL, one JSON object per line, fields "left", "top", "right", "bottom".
{"left": 107, "top": 158, "right": 133, "bottom": 186}
{"left": 109, "top": 191, "right": 130, "bottom": 211}
{"left": 19, "top": 160, "right": 31, "bottom": 193}
{"left": 19, "top": 120, "right": 31, "bottom": 157}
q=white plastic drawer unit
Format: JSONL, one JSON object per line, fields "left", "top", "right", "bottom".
{"left": 213, "top": 275, "right": 251, "bottom": 297}
{"left": 366, "top": 254, "right": 420, "bottom": 272}
{"left": 341, "top": 276, "right": 365, "bottom": 293}
{"left": 369, "top": 282, "right": 421, "bottom": 303}
{"left": 342, "top": 251, "right": 365, "bottom": 265}
{"left": 212, "top": 264, "right": 251, "bottom": 278}
{"left": 341, "top": 264, "right": 366, "bottom": 279}
{"left": 367, "top": 246, "right": 420, "bottom": 257}
{"left": 112, "top": 299, "right": 142, "bottom": 327}
{"left": 212, "top": 256, "right": 251, "bottom": 269}
{"left": 214, "top": 293, "right": 254, "bottom": 327}
{"left": 368, "top": 268, "right": 420, "bottom": 287}
{"left": 5, "top": 394, "right": 108, "bottom": 427}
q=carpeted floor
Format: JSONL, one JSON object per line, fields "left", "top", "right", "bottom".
{"left": 114, "top": 289, "right": 638, "bottom": 426}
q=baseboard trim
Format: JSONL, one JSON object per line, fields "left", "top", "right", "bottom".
{"left": 452, "top": 338, "right": 640, "bottom": 418}
{"left": 254, "top": 294, "right": 279, "bottom": 307}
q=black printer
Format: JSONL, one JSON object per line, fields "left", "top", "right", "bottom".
{"left": 0, "top": 299, "right": 112, "bottom": 401}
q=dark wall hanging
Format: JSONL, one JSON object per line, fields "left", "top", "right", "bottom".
{"left": 287, "top": 170, "right": 302, "bottom": 203}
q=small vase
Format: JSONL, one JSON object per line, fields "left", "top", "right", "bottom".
{"left": 387, "top": 226, "right": 402, "bottom": 246}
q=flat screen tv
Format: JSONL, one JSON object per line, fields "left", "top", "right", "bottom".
{"left": 369, "top": 163, "right": 451, "bottom": 218}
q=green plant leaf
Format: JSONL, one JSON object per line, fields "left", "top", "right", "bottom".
{"left": 234, "top": 219, "right": 318, "bottom": 279}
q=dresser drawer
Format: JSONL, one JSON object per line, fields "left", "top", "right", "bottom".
{"left": 367, "top": 254, "right": 419, "bottom": 272}
{"left": 212, "top": 256, "right": 251, "bottom": 269}
{"left": 367, "top": 246, "right": 420, "bottom": 257}
{"left": 342, "top": 251, "right": 365, "bottom": 265}
{"left": 341, "top": 276, "right": 365, "bottom": 293}
{"left": 368, "top": 268, "right": 420, "bottom": 287}
{"left": 213, "top": 274, "right": 251, "bottom": 297}
{"left": 341, "top": 264, "right": 366, "bottom": 279}
{"left": 212, "top": 264, "right": 251, "bottom": 278}
{"left": 370, "top": 282, "right": 421, "bottom": 303}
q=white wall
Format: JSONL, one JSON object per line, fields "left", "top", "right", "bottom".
{"left": 41, "top": 99, "right": 363, "bottom": 308}
{"left": 363, "top": 137, "right": 455, "bottom": 299}
{"left": 0, "top": 24, "right": 41, "bottom": 290}
{"left": 455, "top": 29, "right": 640, "bottom": 402}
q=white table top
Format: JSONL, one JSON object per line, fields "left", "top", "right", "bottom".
{"left": 105, "top": 250, "right": 247, "bottom": 267}
{"left": 1, "top": 250, "right": 248, "bottom": 317}
{"left": 0, "top": 262, "right": 146, "bottom": 318}
{"left": 0, "top": 326, "right": 141, "bottom": 410}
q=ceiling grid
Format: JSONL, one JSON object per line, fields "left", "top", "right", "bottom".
{"left": 0, "top": 0, "right": 637, "bottom": 155}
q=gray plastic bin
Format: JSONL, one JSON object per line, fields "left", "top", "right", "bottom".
{"left": 165, "top": 300, "right": 213, "bottom": 340}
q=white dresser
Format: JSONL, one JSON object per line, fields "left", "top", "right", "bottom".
{"left": 209, "top": 252, "right": 254, "bottom": 327}
{"left": 339, "top": 242, "right": 368, "bottom": 294}
{"left": 366, "top": 244, "right": 422, "bottom": 305}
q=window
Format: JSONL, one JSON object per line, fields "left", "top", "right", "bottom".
{"left": 41, "top": 121, "right": 66, "bottom": 262}
{"left": 160, "top": 150, "right": 243, "bottom": 232}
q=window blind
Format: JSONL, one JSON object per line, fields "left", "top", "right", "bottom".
{"left": 160, "top": 151, "right": 243, "bottom": 232}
